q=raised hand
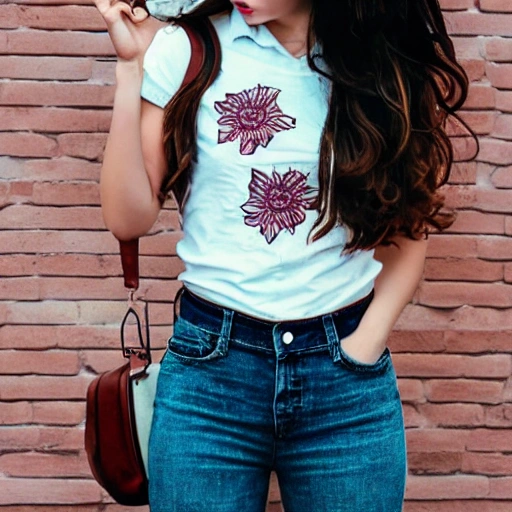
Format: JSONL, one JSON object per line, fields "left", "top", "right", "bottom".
{"left": 94, "top": 0, "right": 168, "bottom": 66}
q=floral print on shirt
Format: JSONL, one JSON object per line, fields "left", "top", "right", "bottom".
{"left": 214, "top": 84, "right": 296, "bottom": 155}
{"left": 241, "top": 168, "right": 317, "bottom": 244}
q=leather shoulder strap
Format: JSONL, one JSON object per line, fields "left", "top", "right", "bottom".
{"left": 119, "top": 18, "right": 219, "bottom": 290}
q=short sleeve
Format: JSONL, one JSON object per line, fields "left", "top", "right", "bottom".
{"left": 141, "top": 24, "right": 192, "bottom": 108}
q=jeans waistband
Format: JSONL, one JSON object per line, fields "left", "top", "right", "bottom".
{"left": 177, "top": 288, "right": 374, "bottom": 354}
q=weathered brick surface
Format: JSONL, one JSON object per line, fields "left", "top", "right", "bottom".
{"left": 0, "top": 2, "right": 510, "bottom": 511}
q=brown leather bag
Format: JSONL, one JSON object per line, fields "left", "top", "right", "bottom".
{"left": 84, "top": 18, "right": 221, "bottom": 506}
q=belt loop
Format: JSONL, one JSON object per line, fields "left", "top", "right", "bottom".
{"left": 217, "top": 308, "right": 234, "bottom": 356}
{"left": 173, "top": 286, "right": 185, "bottom": 324}
{"left": 322, "top": 314, "right": 341, "bottom": 364}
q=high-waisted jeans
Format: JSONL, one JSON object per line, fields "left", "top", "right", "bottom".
{"left": 148, "top": 289, "right": 407, "bottom": 512}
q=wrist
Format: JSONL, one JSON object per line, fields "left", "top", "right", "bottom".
{"left": 115, "top": 60, "right": 144, "bottom": 84}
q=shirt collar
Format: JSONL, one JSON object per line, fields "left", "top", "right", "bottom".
{"left": 229, "top": 7, "right": 302, "bottom": 57}
{"left": 228, "top": 8, "right": 324, "bottom": 64}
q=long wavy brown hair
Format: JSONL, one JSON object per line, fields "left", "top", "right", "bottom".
{"left": 158, "top": 0, "right": 476, "bottom": 252}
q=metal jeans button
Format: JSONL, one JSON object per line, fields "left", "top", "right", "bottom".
{"left": 282, "top": 331, "right": 294, "bottom": 345}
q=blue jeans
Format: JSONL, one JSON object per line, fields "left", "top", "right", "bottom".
{"left": 148, "top": 289, "right": 406, "bottom": 511}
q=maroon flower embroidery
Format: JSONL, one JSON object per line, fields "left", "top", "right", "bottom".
{"left": 241, "top": 169, "right": 317, "bottom": 244}
{"left": 214, "top": 85, "right": 296, "bottom": 155}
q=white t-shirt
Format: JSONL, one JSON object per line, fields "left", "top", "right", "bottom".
{"left": 141, "top": 8, "right": 382, "bottom": 321}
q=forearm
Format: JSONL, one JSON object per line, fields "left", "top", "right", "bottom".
{"left": 100, "top": 62, "right": 160, "bottom": 240}
{"left": 357, "top": 236, "right": 428, "bottom": 347}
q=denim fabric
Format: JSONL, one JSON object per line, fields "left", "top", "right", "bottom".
{"left": 148, "top": 290, "right": 406, "bottom": 511}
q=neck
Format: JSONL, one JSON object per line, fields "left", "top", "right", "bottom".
{"left": 264, "top": 6, "right": 311, "bottom": 57}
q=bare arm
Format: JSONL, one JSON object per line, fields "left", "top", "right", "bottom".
{"left": 93, "top": 0, "right": 168, "bottom": 240}
{"left": 100, "top": 62, "right": 167, "bottom": 241}
{"left": 341, "top": 236, "right": 428, "bottom": 363}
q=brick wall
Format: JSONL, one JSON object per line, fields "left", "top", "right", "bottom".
{"left": 0, "top": 0, "right": 511, "bottom": 510}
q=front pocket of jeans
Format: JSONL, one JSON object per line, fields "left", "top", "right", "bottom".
{"left": 338, "top": 344, "right": 391, "bottom": 374}
{"left": 167, "top": 317, "right": 223, "bottom": 363}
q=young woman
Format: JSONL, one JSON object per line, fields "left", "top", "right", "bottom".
{"left": 94, "top": 0, "right": 470, "bottom": 510}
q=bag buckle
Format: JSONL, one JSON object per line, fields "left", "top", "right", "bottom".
{"left": 121, "top": 290, "right": 152, "bottom": 380}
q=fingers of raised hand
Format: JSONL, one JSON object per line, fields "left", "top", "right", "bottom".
{"left": 94, "top": 0, "right": 149, "bottom": 25}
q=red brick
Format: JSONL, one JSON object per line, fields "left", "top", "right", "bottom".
{"left": 453, "top": 308, "right": 512, "bottom": 333}
{"left": 444, "top": 330, "right": 512, "bottom": 353}
{"left": 396, "top": 304, "right": 459, "bottom": 331}
{"left": 451, "top": 136, "right": 480, "bottom": 163}
{"left": 418, "top": 282, "right": 512, "bottom": 308}
{"left": 468, "top": 429, "right": 512, "bottom": 452}
{"left": 462, "top": 453, "right": 512, "bottom": 475}
{"left": 506, "top": 262, "right": 512, "bottom": 281}
{"left": 491, "top": 165, "right": 512, "bottom": 188}
{"left": 418, "top": 403, "right": 485, "bottom": 427}
{"left": 489, "top": 476, "right": 512, "bottom": 498}
{"left": 425, "top": 379, "right": 504, "bottom": 404}
{"left": 4, "top": 300, "right": 80, "bottom": 325}
{"left": 408, "top": 452, "right": 463, "bottom": 474}
{"left": 0, "top": 56, "right": 91, "bottom": 80}
{"left": 484, "top": 37, "right": 512, "bottom": 61}
{"left": 0, "top": 452, "right": 90, "bottom": 478}
{"left": 0, "top": 253, "right": 179, "bottom": 279}
{"left": 0, "top": 402, "right": 32, "bottom": 425}
{"left": 492, "top": 114, "right": 512, "bottom": 139}
{"left": 56, "top": 133, "right": 108, "bottom": 160}
{"left": 406, "top": 475, "right": 489, "bottom": 500}
{"left": 0, "top": 254, "right": 116, "bottom": 277}
{"left": 393, "top": 353, "right": 511, "bottom": 378}
{"left": 448, "top": 161, "right": 477, "bottom": 184}
{"left": 1, "top": 157, "right": 101, "bottom": 181}
{"left": 452, "top": 37, "right": 483, "bottom": 60}
{"left": 439, "top": 0, "right": 474, "bottom": 9}
{"left": 446, "top": 210, "right": 505, "bottom": 234}
{"left": 457, "top": 110, "right": 495, "bottom": 134}
{"left": 0, "top": 276, "right": 39, "bottom": 300}
{"left": 404, "top": 501, "right": 512, "bottom": 512}
{"left": 403, "top": 404, "right": 428, "bottom": 428}
{"left": 476, "top": 188, "right": 512, "bottom": 212}
{"left": 0, "top": 324, "right": 118, "bottom": 349}
{"left": 485, "top": 404, "right": 512, "bottom": 427}
{"left": 0, "top": 82, "right": 114, "bottom": 107}
{"left": 407, "top": 429, "right": 471, "bottom": 453}
{"left": 0, "top": 230, "right": 117, "bottom": 254}
{"left": 426, "top": 234, "right": 478, "bottom": 258}
{"left": 0, "top": 375, "right": 93, "bottom": 400}
{"left": 486, "top": 63, "right": 512, "bottom": 89}
{"left": 41, "top": 277, "right": 178, "bottom": 301}
{"left": 423, "top": 257, "right": 504, "bottom": 281}
{"left": 82, "top": 349, "right": 135, "bottom": 374}
{"left": 0, "top": 478, "right": 104, "bottom": 505}
{"left": 32, "top": 182, "right": 100, "bottom": 205}
{"left": 464, "top": 84, "right": 496, "bottom": 109}
{"left": 479, "top": 0, "right": 512, "bottom": 12}
{"left": 0, "top": 107, "right": 112, "bottom": 132}
{"left": 32, "top": 401, "right": 85, "bottom": 425}
{"left": 0, "top": 132, "right": 58, "bottom": 158}
{"left": 388, "top": 330, "right": 447, "bottom": 353}
{"left": 0, "top": 350, "right": 80, "bottom": 375}
{"left": 0, "top": 5, "right": 106, "bottom": 30}
{"left": 444, "top": 12, "right": 512, "bottom": 36}
{"left": 0, "top": 206, "right": 104, "bottom": 229}
{"left": 397, "top": 379, "right": 425, "bottom": 403}
{"left": 478, "top": 138, "right": 512, "bottom": 165}
{"left": 0, "top": 30, "right": 114, "bottom": 57}
{"left": 496, "top": 90, "right": 512, "bottom": 112}
{"left": 477, "top": 235, "right": 512, "bottom": 260}
{"left": 0, "top": 508, "right": 106, "bottom": 512}
{"left": 0, "top": 426, "right": 84, "bottom": 451}
{"left": 459, "top": 59, "right": 486, "bottom": 82}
